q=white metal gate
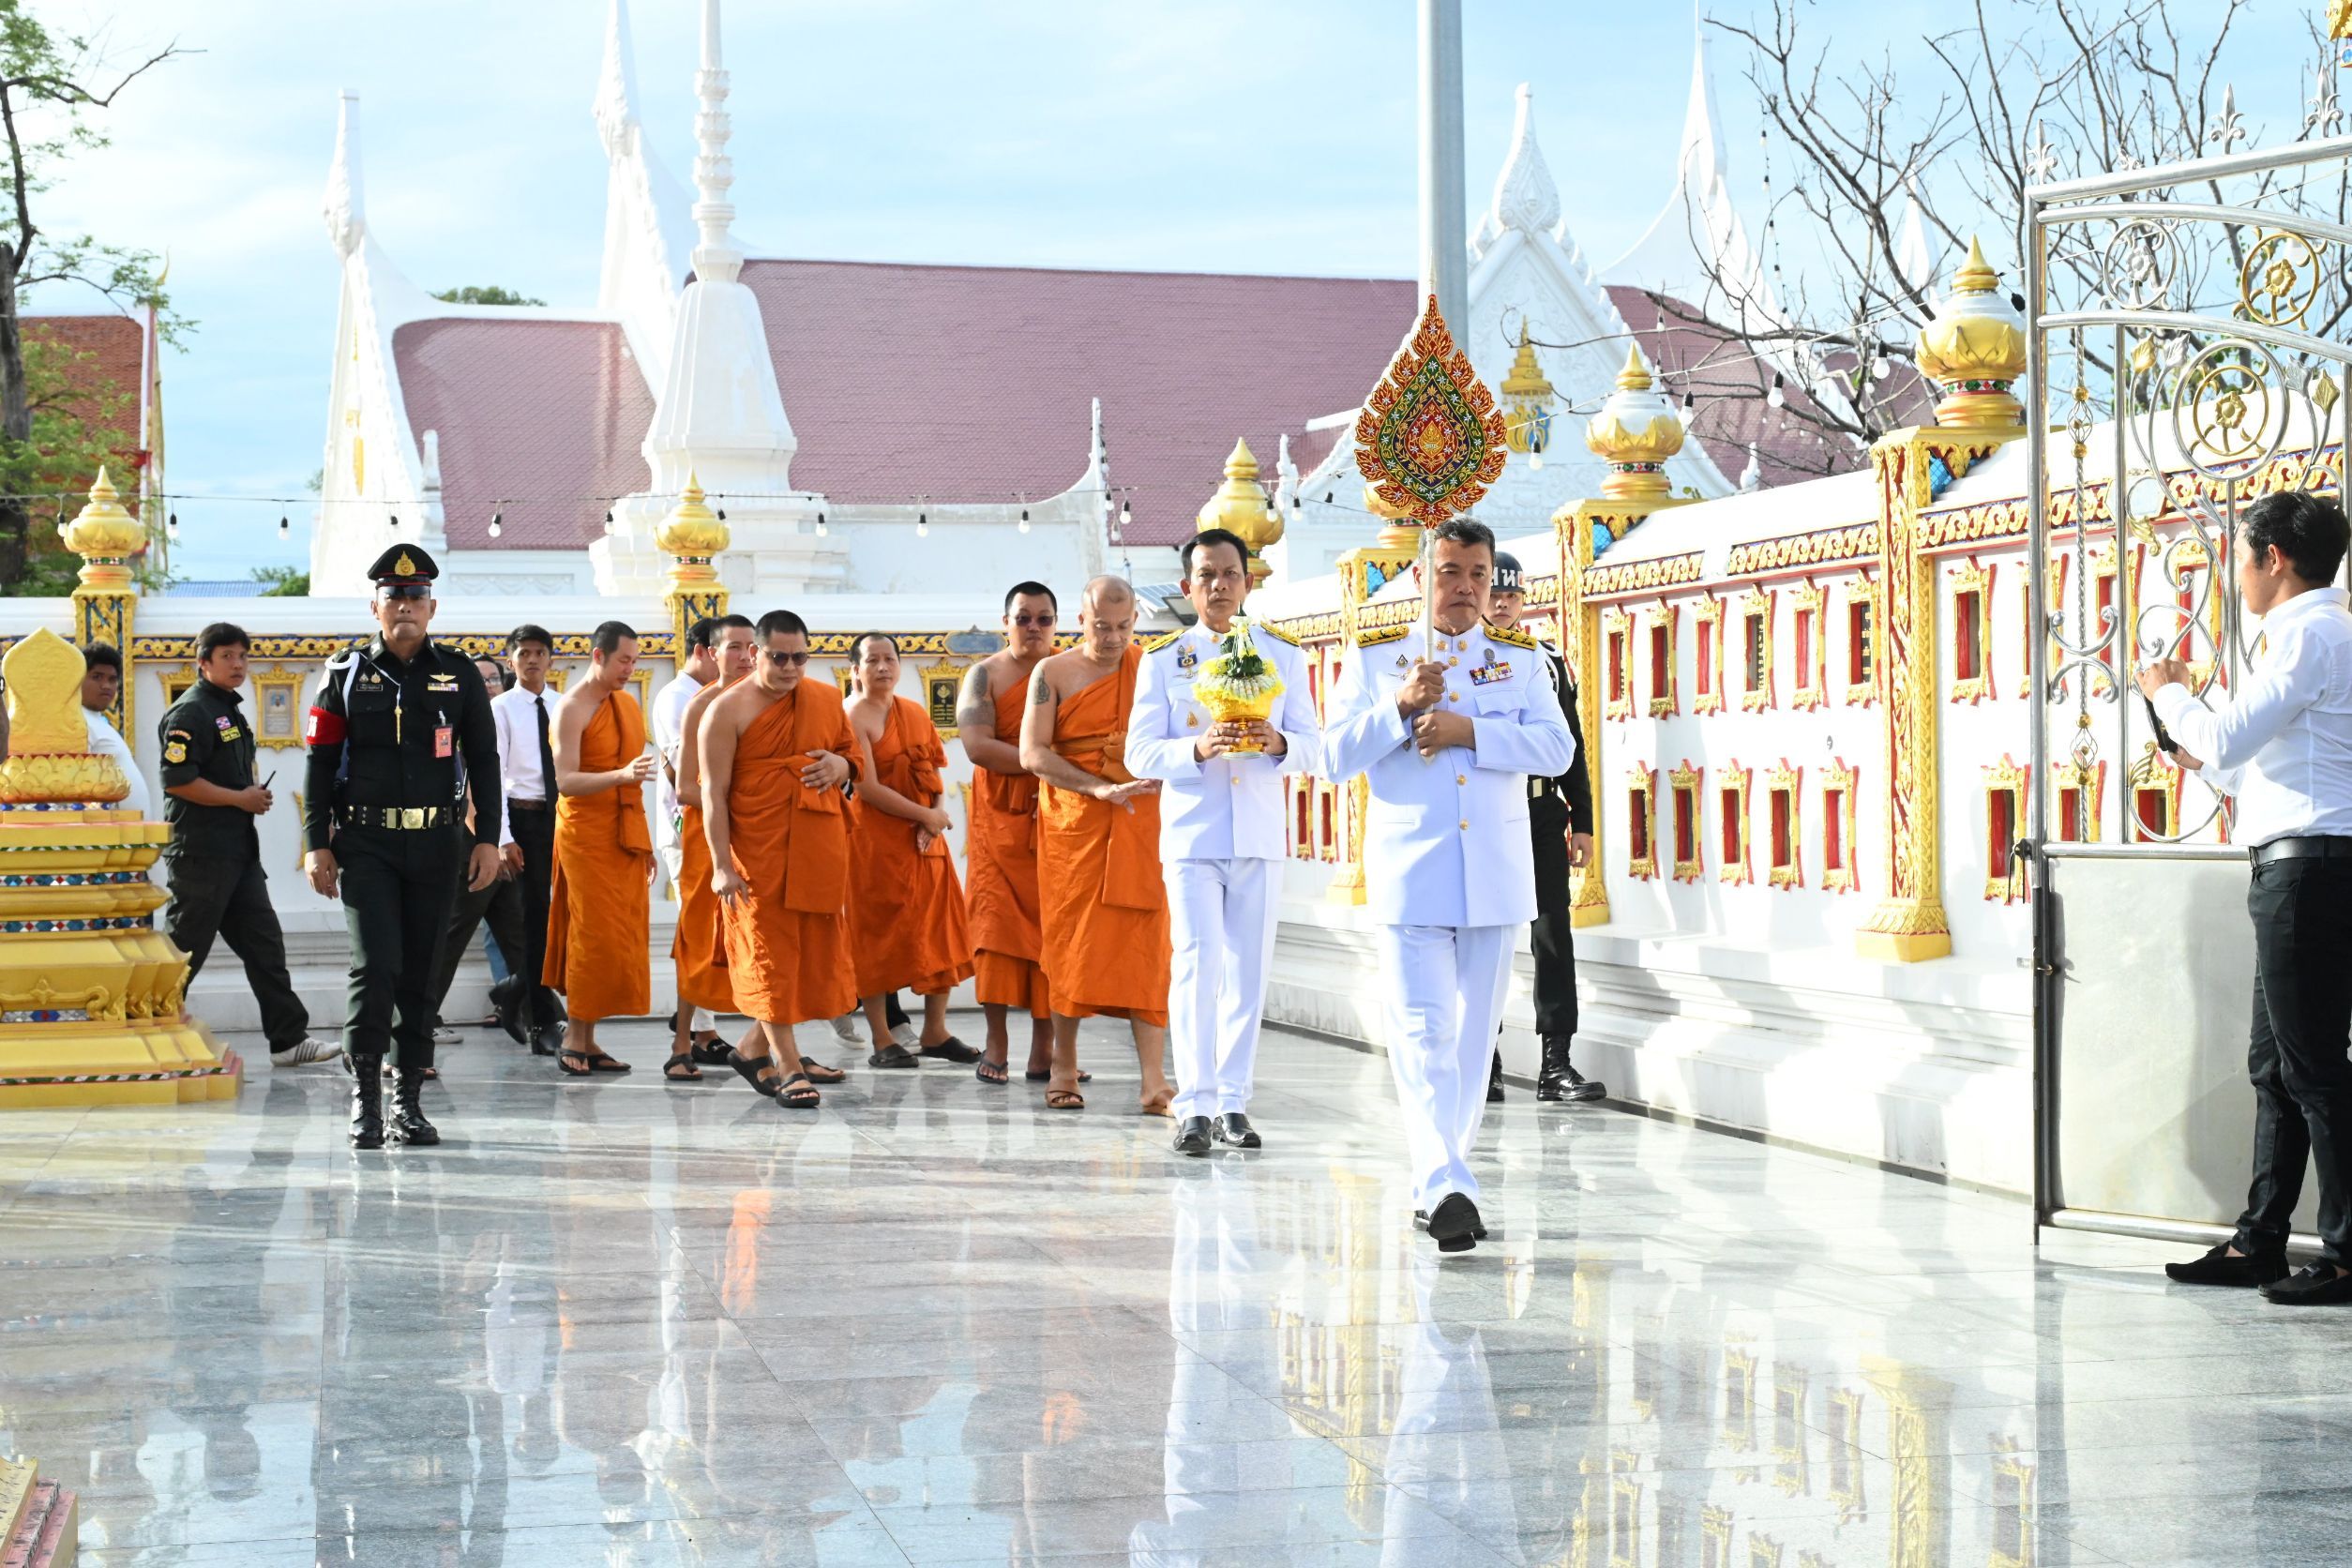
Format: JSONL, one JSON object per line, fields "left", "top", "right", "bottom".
{"left": 2028, "top": 134, "right": 2352, "bottom": 1244}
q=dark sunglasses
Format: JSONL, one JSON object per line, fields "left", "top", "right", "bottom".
{"left": 1011, "top": 613, "right": 1057, "bottom": 629}
{"left": 378, "top": 583, "right": 431, "bottom": 600}
{"left": 764, "top": 649, "right": 812, "bottom": 667}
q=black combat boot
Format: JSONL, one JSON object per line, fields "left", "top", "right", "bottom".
{"left": 349, "top": 1056, "right": 386, "bottom": 1149}
{"left": 1535, "top": 1035, "right": 1606, "bottom": 1103}
{"left": 1486, "top": 1050, "right": 1505, "bottom": 1104}
{"left": 388, "top": 1066, "right": 441, "bottom": 1146}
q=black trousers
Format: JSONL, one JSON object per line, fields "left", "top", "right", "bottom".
{"left": 1528, "top": 793, "right": 1579, "bottom": 1041}
{"left": 162, "top": 852, "right": 310, "bottom": 1052}
{"left": 506, "top": 804, "right": 561, "bottom": 1028}
{"left": 430, "top": 836, "right": 527, "bottom": 1019}
{"left": 336, "top": 822, "right": 464, "bottom": 1070}
{"left": 2234, "top": 854, "right": 2352, "bottom": 1266}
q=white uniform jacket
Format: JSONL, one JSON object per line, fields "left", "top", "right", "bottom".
{"left": 1128, "top": 622, "right": 1322, "bottom": 863}
{"left": 1324, "top": 621, "right": 1574, "bottom": 928}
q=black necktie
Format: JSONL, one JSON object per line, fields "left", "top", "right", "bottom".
{"left": 535, "top": 694, "right": 556, "bottom": 803}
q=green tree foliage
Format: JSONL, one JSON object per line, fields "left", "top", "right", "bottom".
{"left": 0, "top": 329, "right": 148, "bottom": 596}
{"left": 0, "top": 2, "right": 188, "bottom": 590}
{"left": 431, "top": 284, "right": 547, "bottom": 308}
{"left": 250, "top": 565, "right": 308, "bottom": 596}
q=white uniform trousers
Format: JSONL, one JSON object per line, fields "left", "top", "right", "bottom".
{"left": 1168, "top": 857, "right": 1280, "bottom": 1121}
{"left": 1376, "top": 923, "right": 1514, "bottom": 1208}
{"left": 656, "top": 840, "right": 715, "bottom": 1034}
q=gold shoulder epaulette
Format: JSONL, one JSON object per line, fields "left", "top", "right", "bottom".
{"left": 1485, "top": 623, "right": 1541, "bottom": 650}
{"left": 1355, "top": 625, "right": 1409, "bottom": 649}
{"left": 1142, "top": 629, "right": 1185, "bottom": 654}
{"left": 1255, "top": 621, "right": 1302, "bottom": 647}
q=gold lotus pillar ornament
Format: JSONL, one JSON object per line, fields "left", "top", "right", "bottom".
{"left": 656, "top": 472, "right": 731, "bottom": 658}
{"left": 1857, "top": 259, "right": 2024, "bottom": 962}
{"left": 1553, "top": 347, "right": 1695, "bottom": 927}
{"left": 62, "top": 466, "right": 146, "bottom": 737}
{"left": 1194, "top": 438, "right": 1284, "bottom": 585}
{"left": 1914, "top": 238, "right": 2029, "bottom": 430}
{"left": 0, "top": 629, "right": 237, "bottom": 1108}
{"left": 1328, "top": 294, "right": 1511, "bottom": 903}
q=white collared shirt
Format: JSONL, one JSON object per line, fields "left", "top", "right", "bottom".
{"left": 649, "top": 671, "right": 704, "bottom": 850}
{"left": 84, "top": 707, "right": 150, "bottom": 817}
{"left": 490, "top": 683, "right": 555, "bottom": 846}
{"left": 2154, "top": 585, "right": 2352, "bottom": 848}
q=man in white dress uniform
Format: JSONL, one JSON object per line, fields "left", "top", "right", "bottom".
{"left": 1324, "top": 518, "right": 1573, "bottom": 1252}
{"left": 1129, "top": 526, "right": 1323, "bottom": 1155}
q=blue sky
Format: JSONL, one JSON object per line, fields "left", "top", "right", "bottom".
{"left": 23, "top": 0, "right": 2319, "bottom": 580}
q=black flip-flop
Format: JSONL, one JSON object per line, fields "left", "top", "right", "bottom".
{"left": 661, "top": 1051, "right": 702, "bottom": 1082}
{"left": 975, "top": 1058, "right": 1009, "bottom": 1085}
{"left": 919, "top": 1036, "right": 982, "bottom": 1063}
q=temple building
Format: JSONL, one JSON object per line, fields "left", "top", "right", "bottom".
{"left": 309, "top": 1, "right": 1859, "bottom": 600}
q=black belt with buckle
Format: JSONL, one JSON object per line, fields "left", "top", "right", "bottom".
{"left": 1527, "top": 776, "right": 1561, "bottom": 801}
{"left": 508, "top": 798, "right": 550, "bottom": 812}
{"left": 336, "top": 805, "right": 455, "bottom": 831}
{"left": 2250, "top": 835, "right": 2352, "bottom": 867}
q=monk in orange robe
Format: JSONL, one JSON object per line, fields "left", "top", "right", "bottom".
{"left": 668, "top": 616, "right": 759, "bottom": 1072}
{"left": 701, "top": 608, "right": 859, "bottom": 1109}
{"left": 546, "top": 619, "right": 655, "bottom": 1076}
{"left": 1019, "top": 575, "right": 1173, "bottom": 1114}
{"left": 846, "top": 632, "right": 978, "bottom": 1067}
{"left": 957, "top": 580, "right": 1063, "bottom": 1086}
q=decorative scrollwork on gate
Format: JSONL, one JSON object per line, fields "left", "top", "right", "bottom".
{"left": 2239, "top": 230, "right": 2326, "bottom": 328}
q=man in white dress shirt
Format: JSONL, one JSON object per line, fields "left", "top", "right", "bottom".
{"left": 77, "top": 642, "right": 149, "bottom": 816}
{"left": 2143, "top": 490, "right": 2352, "bottom": 1305}
{"left": 1129, "top": 527, "right": 1322, "bottom": 1156}
{"left": 492, "top": 625, "right": 565, "bottom": 1055}
{"left": 651, "top": 613, "right": 751, "bottom": 1062}
{"left": 1326, "top": 518, "right": 1573, "bottom": 1252}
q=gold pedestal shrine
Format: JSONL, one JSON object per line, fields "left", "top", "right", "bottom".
{"left": 0, "top": 627, "right": 238, "bottom": 1108}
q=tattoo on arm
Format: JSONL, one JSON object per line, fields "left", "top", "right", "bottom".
{"left": 956, "top": 670, "right": 993, "bottom": 737}
{"left": 1031, "top": 673, "right": 1055, "bottom": 706}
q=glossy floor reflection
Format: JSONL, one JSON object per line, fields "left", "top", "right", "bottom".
{"left": 3, "top": 1018, "right": 2344, "bottom": 1565}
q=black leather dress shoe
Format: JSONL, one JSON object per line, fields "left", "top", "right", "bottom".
{"left": 1425, "top": 1193, "right": 1483, "bottom": 1253}
{"left": 2164, "top": 1244, "right": 2288, "bottom": 1287}
{"left": 1213, "top": 1112, "right": 1261, "bottom": 1150}
{"left": 490, "top": 976, "right": 525, "bottom": 1045}
{"left": 868, "top": 1045, "right": 922, "bottom": 1069}
{"left": 2261, "top": 1262, "right": 2352, "bottom": 1304}
{"left": 531, "top": 1023, "right": 561, "bottom": 1058}
{"left": 1413, "top": 1206, "right": 1488, "bottom": 1240}
{"left": 1173, "top": 1116, "right": 1213, "bottom": 1155}
{"left": 1486, "top": 1053, "right": 1505, "bottom": 1104}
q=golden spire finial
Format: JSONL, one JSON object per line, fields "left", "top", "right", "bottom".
{"left": 1615, "top": 344, "right": 1654, "bottom": 394}
{"left": 1197, "top": 437, "right": 1281, "bottom": 582}
{"left": 655, "top": 470, "right": 729, "bottom": 589}
{"left": 61, "top": 464, "right": 146, "bottom": 591}
{"left": 1500, "top": 323, "right": 1553, "bottom": 399}
{"left": 1952, "top": 234, "right": 1998, "bottom": 294}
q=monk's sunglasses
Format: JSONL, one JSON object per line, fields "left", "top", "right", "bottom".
{"left": 1010, "top": 614, "right": 1057, "bottom": 628}
{"left": 764, "top": 649, "right": 812, "bottom": 667}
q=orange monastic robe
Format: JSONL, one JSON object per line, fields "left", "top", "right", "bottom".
{"left": 544, "top": 688, "right": 652, "bottom": 1022}
{"left": 716, "top": 680, "right": 857, "bottom": 1025}
{"left": 1037, "top": 643, "right": 1169, "bottom": 1024}
{"left": 851, "top": 696, "right": 976, "bottom": 998}
{"left": 671, "top": 801, "right": 732, "bottom": 1014}
{"left": 965, "top": 673, "right": 1049, "bottom": 1018}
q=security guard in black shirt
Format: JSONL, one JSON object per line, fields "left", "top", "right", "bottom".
{"left": 1487, "top": 554, "right": 1606, "bottom": 1104}
{"left": 158, "top": 621, "right": 338, "bottom": 1070}
{"left": 302, "top": 545, "right": 502, "bottom": 1148}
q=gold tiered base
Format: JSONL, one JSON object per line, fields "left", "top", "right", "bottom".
{"left": 0, "top": 797, "right": 243, "bottom": 1109}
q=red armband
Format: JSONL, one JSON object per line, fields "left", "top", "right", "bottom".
{"left": 305, "top": 705, "right": 346, "bottom": 746}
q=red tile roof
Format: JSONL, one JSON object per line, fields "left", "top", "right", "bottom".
{"left": 737, "top": 260, "right": 1419, "bottom": 546}
{"left": 394, "top": 318, "right": 656, "bottom": 550}
{"left": 24, "top": 313, "right": 143, "bottom": 454}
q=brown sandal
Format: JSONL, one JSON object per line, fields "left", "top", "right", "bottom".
{"left": 1045, "top": 1088, "right": 1085, "bottom": 1110}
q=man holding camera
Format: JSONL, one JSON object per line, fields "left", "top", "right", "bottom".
{"left": 2143, "top": 490, "right": 2352, "bottom": 1305}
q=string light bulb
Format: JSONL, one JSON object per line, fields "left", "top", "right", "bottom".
{"left": 389, "top": 514, "right": 400, "bottom": 530}
{"left": 1119, "top": 499, "right": 1132, "bottom": 531}
{"left": 1018, "top": 507, "right": 1031, "bottom": 535}
{"left": 603, "top": 508, "right": 613, "bottom": 534}
{"left": 279, "top": 516, "right": 290, "bottom": 537}
{"left": 1768, "top": 372, "right": 1787, "bottom": 410}
{"left": 916, "top": 511, "right": 928, "bottom": 538}
{"left": 814, "top": 510, "right": 826, "bottom": 536}
{"left": 488, "top": 510, "right": 503, "bottom": 539}
{"left": 166, "top": 511, "right": 179, "bottom": 538}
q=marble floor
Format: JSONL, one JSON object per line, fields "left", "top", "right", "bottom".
{"left": 3, "top": 1018, "right": 2349, "bottom": 1567}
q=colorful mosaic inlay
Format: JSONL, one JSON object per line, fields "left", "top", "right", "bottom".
{"left": 1, "top": 1009, "right": 90, "bottom": 1024}
{"left": 1354, "top": 294, "right": 1509, "bottom": 526}
{"left": 0, "top": 915, "right": 150, "bottom": 934}
{"left": 0, "top": 871, "right": 145, "bottom": 888}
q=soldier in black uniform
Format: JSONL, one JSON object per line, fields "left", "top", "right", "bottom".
{"left": 302, "top": 546, "right": 502, "bottom": 1148}
{"left": 158, "top": 621, "right": 339, "bottom": 1069}
{"left": 1487, "top": 553, "right": 1606, "bottom": 1104}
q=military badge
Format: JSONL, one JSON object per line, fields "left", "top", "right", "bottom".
{"left": 1470, "top": 660, "right": 1515, "bottom": 687}
{"left": 163, "top": 737, "right": 188, "bottom": 764}
{"left": 1176, "top": 645, "right": 1199, "bottom": 671}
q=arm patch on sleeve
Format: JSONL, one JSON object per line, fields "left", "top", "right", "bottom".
{"left": 305, "top": 706, "right": 346, "bottom": 746}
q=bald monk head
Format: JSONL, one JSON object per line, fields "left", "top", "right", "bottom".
{"left": 850, "top": 631, "right": 902, "bottom": 700}
{"left": 752, "top": 608, "right": 813, "bottom": 695}
{"left": 712, "top": 612, "right": 757, "bottom": 684}
{"left": 586, "top": 620, "right": 639, "bottom": 695}
{"left": 1076, "top": 576, "right": 1138, "bottom": 666}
